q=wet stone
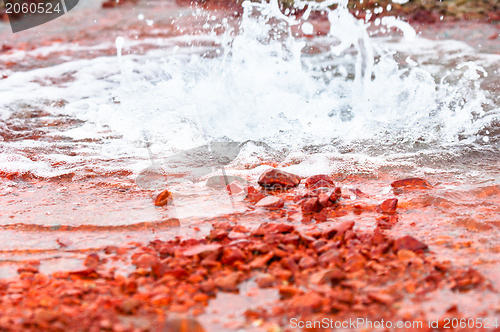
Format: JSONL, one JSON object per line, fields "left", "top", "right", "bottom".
{"left": 155, "top": 189, "right": 173, "bottom": 207}
{"left": 255, "top": 196, "right": 284, "bottom": 209}
{"left": 162, "top": 317, "right": 206, "bottom": 332}
{"left": 380, "top": 198, "right": 398, "bottom": 214}
{"left": 301, "top": 197, "right": 323, "bottom": 214}
{"left": 393, "top": 235, "right": 428, "bottom": 252}
{"left": 391, "top": 178, "right": 431, "bottom": 191}
{"left": 257, "top": 168, "right": 301, "bottom": 190}
{"left": 221, "top": 247, "right": 246, "bottom": 265}
{"left": 245, "top": 186, "right": 265, "bottom": 203}
{"left": 255, "top": 273, "right": 276, "bottom": 288}
{"left": 304, "top": 174, "right": 335, "bottom": 189}
{"left": 183, "top": 244, "right": 222, "bottom": 258}
{"left": 214, "top": 272, "right": 241, "bottom": 292}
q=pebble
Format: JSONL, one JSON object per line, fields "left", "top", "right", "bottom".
{"left": 304, "top": 174, "right": 335, "bottom": 189}
{"left": 257, "top": 168, "right": 301, "bottom": 189}
{"left": 255, "top": 196, "right": 284, "bottom": 209}
{"left": 393, "top": 235, "right": 428, "bottom": 252}
{"left": 155, "top": 189, "right": 173, "bottom": 207}
{"left": 380, "top": 198, "right": 398, "bottom": 214}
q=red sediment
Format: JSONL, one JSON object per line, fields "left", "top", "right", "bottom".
{"left": 0, "top": 219, "right": 492, "bottom": 331}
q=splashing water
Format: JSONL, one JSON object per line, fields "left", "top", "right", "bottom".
{"left": 0, "top": 0, "right": 499, "bottom": 309}
{"left": 0, "top": 0, "right": 498, "bottom": 176}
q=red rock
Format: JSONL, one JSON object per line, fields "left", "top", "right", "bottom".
{"left": 56, "top": 237, "right": 73, "bottom": 248}
{"left": 199, "top": 280, "right": 216, "bottom": 293}
{"left": 301, "top": 197, "right": 322, "bottom": 214}
{"left": 226, "top": 181, "right": 246, "bottom": 195}
{"left": 450, "top": 268, "right": 485, "bottom": 291}
{"left": 391, "top": 178, "right": 431, "bottom": 190}
{"left": 83, "top": 253, "right": 100, "bottom": 269}
{"left": 344, "top": 253, "right": 366, "bottom": 271}
{"left": 221, "top": 247, "right": 246, "bottom": 265}
{"left": 255, "top": 196, "right": 284, "bottom": 209}
{"left": 122, "top": 280, "right": 138, "bottom": 294}
{"left": 254, "top": 223, "right": 294, "bottom": 235}
{"left": 380, "top": 198, "right": 398, "bottom": 214}
{"left": 393, "top": 235, "right": 428, "bottom": 252}
{"left": 278, "top": 285, "right": 300, "bottom": 298}
{"left": 246, "top": 186, "right": 265, "bottom": 203}
{"left": 33, "top": 309, "right": 58, "bottom": 323}
{"left": 368, "top": 292, "right": 394, "bottom": 306}
{"left": 133, "top": 253, "right": 158, "bottom": 269}
{"left": 487, "top": 32, "right": 498, "bottom": 40}
{"left": 323, "top": 221, "right": 355, "bottom": 239}
{"left": 69, "top": 268, "right": 99, "bottom": 279}
{"left": 304, "top": 174, "right": 335, "bottom": 189}
{"left": 298, "top": 256, "right": 316, "bottom": 269}
{"left": 349, "top": 188, "right": 369, "bottom": 198}
{"left": 214, "top": 272, "right": 241, "bottom": 292}
{"left": 282, "top": 233, "right": 300, "bottom": 246}
{"left": 255, "top": 273, "right": 276, "bottom": 288}
{"left": 376, "top": 215, "right": 399, "bottom": 229}
{"left": 118, "top": 298, "right": 141, "bottom": 314}
{"left": 271, "top": 267, "right": 293, "bottom": 280}
{"left": 155, "top": 189, "right": 173, "bottom": 206}
{"left": 183, "top": 244, "right": 222, "bottom": 257}
{"left": 208, "top": 229, "right": 228, "bottom": 241}
{"left": 329, "top": 187, "right": 342, "bottom": 202}
{"left": 288, "top": 292, "right": 323, "bottom": 312}
{"left": 17, "top": 266, "right": 39, "bottom": 274}
{"left": 257, "top": 168, "right": 300, "bottom": 190}
{"left": 310, "top": 268, "right": 345, "bottom": 284}
{"left": 317, "top": 192, "right": 331, "bottom": 207}
{"left": 248, "top": 252, "right": 274, "bottom": 269}
{"left": 162, "top": 317, "right": 206, "bottom": 332}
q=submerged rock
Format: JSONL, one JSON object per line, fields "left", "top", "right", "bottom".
{"left": 304, "top": 174, "right": 335, "bottom": 189}
{"left": 154, "top": 189, "right": 173, "bottom": 207}
{"left": 391, "top": 178, "right": 431, "bottom": 190}
{"left": 255, "top": 196, "right": 284, "bottom": 209}
{"left": 301, "top": 197, "right": 323, "bottom": 214}
{"left": 206, "top": 175, "right": 248, "bottom": 189}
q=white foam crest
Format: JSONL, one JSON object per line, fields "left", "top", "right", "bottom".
{"left": 0, "top": 0, "right": 498, "bottom": 178}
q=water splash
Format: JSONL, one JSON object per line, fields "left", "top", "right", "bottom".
{"left": 108, "top": 0, "right": 497, "bottom": 155}
{"left": 0, "top": 0, "right": 498, "bottom": 180}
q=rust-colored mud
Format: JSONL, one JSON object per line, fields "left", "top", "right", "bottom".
{"left": 1, "top": 167, "right": 499, "bottom": 331}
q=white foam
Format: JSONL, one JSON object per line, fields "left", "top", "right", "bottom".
{"left": 0, "top": 0, "right": 498, "bottom": 179}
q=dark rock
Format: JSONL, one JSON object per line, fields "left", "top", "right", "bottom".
{"left": 301, "top": 197, "right": 323, "bottom": 214}
{"left": 257, "top": 168, "right": 300, "bottom": 190}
